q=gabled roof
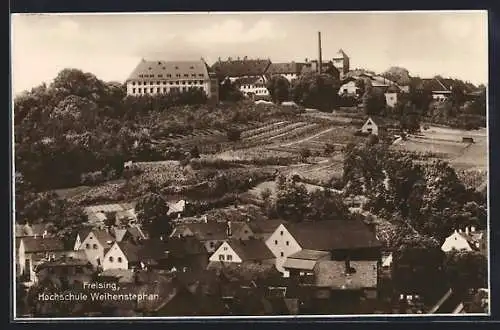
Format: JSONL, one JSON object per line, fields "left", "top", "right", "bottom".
{"left": 116, "top": 242, "right": 141, "bottom": 263}
{"left": 364, "top": 116, "right": 388, "bottom": 128}
{"left": 126, "top": 59, "right": 210, "bottom": 82}
{"left": 288, "top": 249, "right": 330, "bottom": 260}
{"left": 266, "top": 62, "right": 305, "bottom": 75}
{"left": 286, "top": 220, "right": 381, "bottom": 251}
{"left": 164, "top": 236, "right": 207, "bottom": 257}
{"left": 314, "top": 260, "right": 378, "bottom": 289}
{"left": 333, "top": 49, "right": 349, "bottom": 59}
{"left": 421, "top": 78, "right": 453, "bottom": 92}
{"left": 21, "top": 237, "right": 65, "bottom": 253}
{"left": 248, "top": 219, "right": 285, "bottom": 235}
{"left": 227, "top": 239, "right": 274, "bottom": 261}
{"left": 233, "top": 76, "right": 265, "bottom": 86}
{"left": 111, "top": 228, "right": 127, "bottom": 242}
{"left": 125, "top": 226, "right": 147, "bottom": 241}
{"left": 211, "top": 58, "right": 271, "bottom": 78}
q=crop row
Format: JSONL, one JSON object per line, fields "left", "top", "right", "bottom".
{"left": 241, "top": 120, "right": 289, "bottom": 139}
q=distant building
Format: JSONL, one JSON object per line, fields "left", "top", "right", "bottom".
{"left": 301, "top": 59, "right": 340, "bottom": 80}
{"left": 332, "top": 49, "right": 350, "bottom": 79}
{"left": 18, "top": 237, "right": 66, "bottom": 282}
{"left": 441, "top": 226, "right": 487, "bottom": 255}
{"left": 266, "top": 62, "right": 305, "bottom": 83}
{"left": 361, "top": 117, "right": 385, "bottom": 136}
{"left": 125, "top": 59, "right": 219, "bottom": 103}
{"left": 385, "top": 84, "right": 401, "bottom": 108}
{"left": 233, "top": 76, "right": 270, "bottom": 100}
{"left": 338, "top": 77, "right": 359, "bottom": 97}
{"left": 211, "top": 57, "right": 271, "bottom": 81}
{"left": 421, "top": 78, "right": 453, "bottom": 102}
{"left": 74, "top": 229, "right": 115, "bottom": 268}
{"left": 102, "top": 241, "right": 141, "bottom": 271}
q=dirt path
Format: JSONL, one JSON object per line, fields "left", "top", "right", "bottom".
{"left": 280, "top": 127, "right": 335, "bottom": 147}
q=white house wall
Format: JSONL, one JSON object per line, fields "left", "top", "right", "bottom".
{"left": 209, "top": 242, "right": 242, "bottom": 263}
{"left": 441, "top": 232, "right": 473, "bottom": 252}
{"left": 102, "top": 243, "right": 128, "bottom": 271}
{"left": 79, "top": 232, "right": 106, "bottom": 267}
{"left": 265, "top": 224, "right": 302, "bottom": 275}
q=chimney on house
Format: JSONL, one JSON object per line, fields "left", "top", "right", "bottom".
{"left": 458, "top": 229, "right": 462, "bottom": 233}
{"left": 318, "top": 31, "right": 322, "bottom": 75}
{"left": 227, "top": 221, "right": 232, "bottom": 237}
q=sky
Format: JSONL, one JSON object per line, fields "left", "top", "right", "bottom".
{"left": 11, "top": 11, "right": 488, "bottom": 95}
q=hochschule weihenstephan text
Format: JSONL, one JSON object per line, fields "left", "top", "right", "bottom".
{"left": 38, "top": 292, "right": 159, "bottom": 302}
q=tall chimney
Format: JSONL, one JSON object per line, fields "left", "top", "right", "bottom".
{"left": 318, "top": 31, "right": 322, "bottom": 74}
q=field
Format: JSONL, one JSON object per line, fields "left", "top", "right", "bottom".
{"left": 394, "top": 126, "right": 488, "bottom": 171}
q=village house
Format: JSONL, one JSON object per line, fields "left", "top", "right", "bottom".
{"left": 233, "top": 76, "right": 270, "bottom": 100}
{"left": 17, "top": 236, "right": 66, "bottom": 283}
{"left": 247, "top": 219, "right": 284, "bottom": 241}
{"left": 441, "top": 226, "right": 487, "bottom": 255}
{"left": 421, "top": 77, "right": 453, "bottom": 102}
{"left": 102, "top": 241, "right": 141, "bottom": 271}
{"left": 283, "top": 250, "right": 331, "bottom": 283}
{"left": 301, "top": 59, "right": 340, "bottom": 80}
{"left": 74, "top": 228, "right": 115, "bottom": 268}
{"left": 211, "top": 57, "right": 271, "bottom": 82}
{"left": 265, "top": 220, "right": 381, "bottom": 278}
{"left": 360, "top": 117, "right": 386, "bottom": 136}
{"left": 208, "top": 238, "right": 275, "bottom": 266}
{"left": 385, "top": 84, "right": 401, "bottom": 108}
{"left": 170, "top": 221, "right": 254, "bottom": 253}
{"left": 265, "top": 62, "right": 305, "bottom": 83}
{"left": 125, "top": 59, "right": 219, "bottom": 103}
{"left": 338, "top": 77, "right": 359, "bottom": 97}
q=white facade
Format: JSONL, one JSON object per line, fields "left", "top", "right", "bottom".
{"left": 441, "top": 231, "right": 473, "bottom": 252}
{"left": 102, "top": 242, "right": 128, "bottom": 271}
{"left": 432, "top": 92, "right": 451, "bottom": 102}
{"left": 385, "top": 92, "right": 398, "bottom": 108}
{"left": 338, "top": 81, "right": 358, "bottom": 96}
{"left": 361, "top": 117, "right": 379, "bottom": 136}
{"left": 78, "top": 232, "right": 109, "bottom": 268}
{"left": 238, "top": 76, "right": 269, "bottom": 98}
{"left": 265, "top": 224, "right": 302, "bottom": 275}
{"left": 127, "top": 80, "right": 210, "bottom": 97}
{"left": 209, "top": 241, "right": 242, "bottom": 264}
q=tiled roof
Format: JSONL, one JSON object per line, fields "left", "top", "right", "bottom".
{"left": 117, "top": 242, "right": 141, "bottom": 263}
{"left": 228, "top": 239, "right": 274, "bottom": 261}
{"left": 421, "top": 78, "right": 453, "bottom": 92}
{"left": 127, "top": 59, "right": 210, "bottom": 82}
{"left": 234, "top": 76, "right": 265, "bottom": 86}
{"left": 314, "top": 260, "right": 378, "bottom": 289}
{"left": 93, "top": 230, "right": 115, "bottom": 247}
{"left": 99, "top": 269, "right": 135, "bottom": 283}
{"left": 286, "top": 220, "right": 381, "bottom": 251}
{"left": 266, "top": 62, "right": 305, "bottom": 75}
{"left": 282, "top": 258, "right": 317, "bottom": 271}
{"left": 248, "top": 219, "right": 284, "bottom": 234}
{"left": 164, "top": 236, "right": 207, "bottom": 257}
{"left": 112, "top": 228, "right": 127, "bottom": 242}
{"left": 211, "top": 59, "right": 271, "bottom": 78}
{"left": 21, "top": 237, "right": 65, "bottom": 253}
{"left": 288, "top": 249, "right": 331, "bottom": 260}
{"left": 126, "top": 226, "right": 147, "bottom": 241}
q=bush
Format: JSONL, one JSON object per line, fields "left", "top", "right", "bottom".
{"left": 227, "top": 128, "right": 242, "bottom": 142}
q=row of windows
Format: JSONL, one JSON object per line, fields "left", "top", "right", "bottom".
{"left": 274, "top": 239, "right": 290, "bottom": 246}
{"left": 219, "top": 254, "right": 233, "bottom": 261}
{"left": 241, "top": 84, "right": 264, "bottom": 89}
{"left": 138, "top": 73, "right": 205, "bottom": 78}
{"left": 243, "top": 89, "right": 268, "bottom": 95}
{"left": 132, "top": 80, "right": 205, "bottom": 86}
{"left": 131, "top": 86, "right": 204, "bottom": 94}
{"left": 108, "top": 256, "right": 123, "bottom": 263}
{"left": 85, "top": 243, "right": 98, "bottom": 249}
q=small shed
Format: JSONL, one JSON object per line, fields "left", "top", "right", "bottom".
{"left": 361, "top": 117, "right": 384, "bottom": 136}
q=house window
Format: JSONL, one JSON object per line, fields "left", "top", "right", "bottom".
{"left": 274, "top": 240, "right": 278, "bottom": 245}
{"left": 280, "top": 231, "right": 284, "bottom": 236}
{"left": 157, "top": 88, "right": 160, "bottom": 93}
{"left": 210, "top": 242, "right": 215, "bottom": 248}
{"left": 176, "top": 81, "right": 180, "bottom": 85}
{"left": 132, "top": 88, "right": 136, "bottom": 93}
{"left": 138, "top": 88, "right": 142, "bottom": 93}
{"left": 167, "top": 74, "right": 172, "bottom": 78}
{"left": 132, "top": 81, "right": 136, "bottom": 85}
{"left": 176, "top": 74, "right": 181, "bottom": 78}
{"left": 199, "top": 74, "right": 204, "bottom": 77}
{"left": 163, "top": 88, "right": 167, "bottom": 93}
{"left": 182, "top": 81, "right": 186, "bottom": 85}
{"left": 85, "top": 243, "right": 90, "bottom": 249}
{"left": 184, "top": 74, "right": 189, "bottom": 77}
{"left": 199, "top": 80, "right": 204, "bottom": 84}
{"left": 93, "top": 244, "right": 98, "bottom": 249}
{"left": 163, "top": 81, "right": 167, "bottom": 85}
{"left": 191, "top": 74, "right": 196, "bottom": 78}
{"left": 219, "top": 255, "right": 225, "bottom": 261}
{"left": 150, "top": 88, "right": 154, "bottom": 93}
{"left": 117, "top": 257, "right": 122, "bottom": 263}
{"left": 156, "top": 81, "right": 160, "bottom": 85}
{"left": 223, "top": 247, "right": 228, "bottom": 251}
{"left": 227, "top": 255, "right": 233, "bottom": 261}
{"left": 188, "top": 81, "right": 192, "bottom": 85}
{"left": 280, "top": 252, "right": 284, "bottom": 257}
{"left": 109, "top": 256, "right": 114, "bottom": 262}
{"left": 286, "top": 241, "right": 289, "bottom": 246}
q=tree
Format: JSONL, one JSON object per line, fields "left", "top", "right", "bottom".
{"left": 190, "top": 145, "right": 200, "bottom": 159}
{"left": 444, "top": 250, "right": 487, "bottom": 292}
{"left": 355, "top": 78, "right": 366, "bottom": 98}
{"left": 362, "top": 80, "right": 386, "bottom": 115}
{"left": 381, "top": 67, "right": 411, "bottom": 86}
{"left": 135, "top": 192, "right": 171, "bottom": 238}
{"left": 266, "top": 75, "right": 291, "bottom": 104}
{"left": 219, "top": 79, "right": 244, "bottom": 102}
{"left": 292, "top": 72, "right": 341, "bottom": 112}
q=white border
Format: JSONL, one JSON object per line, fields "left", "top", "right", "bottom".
{"left": 10, "top": 10, "right": 491, "bottom": 321}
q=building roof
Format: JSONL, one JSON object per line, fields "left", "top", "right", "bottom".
{"left": 112, "top": 228, "right": 128, "bottom": 242}
{"left": 333, "top": 49, "right": 349, "bottom": 59}
{"left": 288, "top": 249, "right": 331, "bottom": 260}
{"left": 286, "top": 220, "right": 381, "bottom": 251}
{"left": 21, "top": 237, "right": 65, "bottom": 253}
{"left": 83, "top": 229, "right": 114, "bottom": 247}
{"left": 233, "top": 76, "right": 265, "bottom": 86}
{"left": 126, "top": 59, "right": 210, "bottom": 82}
{"left": 183, "top": 222, "right": 228, "bottom": 241}
{"left": 421, "top": 78, "right": 453, "bottom": 92}
{"left": 84, "top": 203, "right": 137, "bottom": 224}
{"left": 248, "top": 219, "right": 284, "bottom": 235}
{"left": 314, "top": 260, "right": 378, "bottom": 289}
{"left": 228, "top": 239, "right": 274, "bottom": 261}
{"left": 99, "top": 269, "right": 135, "bottom": 283}
{"left": 282, "top": 258, "right": 317, "bottom": 271}
{"left": 211, "top": 58, "right": 271, "bottom": 78}
{"left": 126, "top": 226, "right": 147, "bottom": 241}
{"left": 116, "top": 242, "right": 141, "bottom": 263}
{"left": 35, "top": 253, "right": 91, "bottom": 270}
{"left": 266, "top": 62, "right": 305, "bottom": 75}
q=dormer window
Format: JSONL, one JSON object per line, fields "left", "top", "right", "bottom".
{"left": 148, "top": 67, "right": 152, "bottom": 70}
{"left": 175, "top": 66, "right": 179, "bottom": 70}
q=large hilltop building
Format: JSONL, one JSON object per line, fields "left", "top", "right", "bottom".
{"left": 332, "top": 49, "right": 350, "bottom": 79}
{"left": 125, "top": 59, "right": 219, "bottom": 103}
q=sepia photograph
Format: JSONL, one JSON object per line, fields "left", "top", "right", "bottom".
{"left": 11, "top": 11, "right": 489, "bottom": 319}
